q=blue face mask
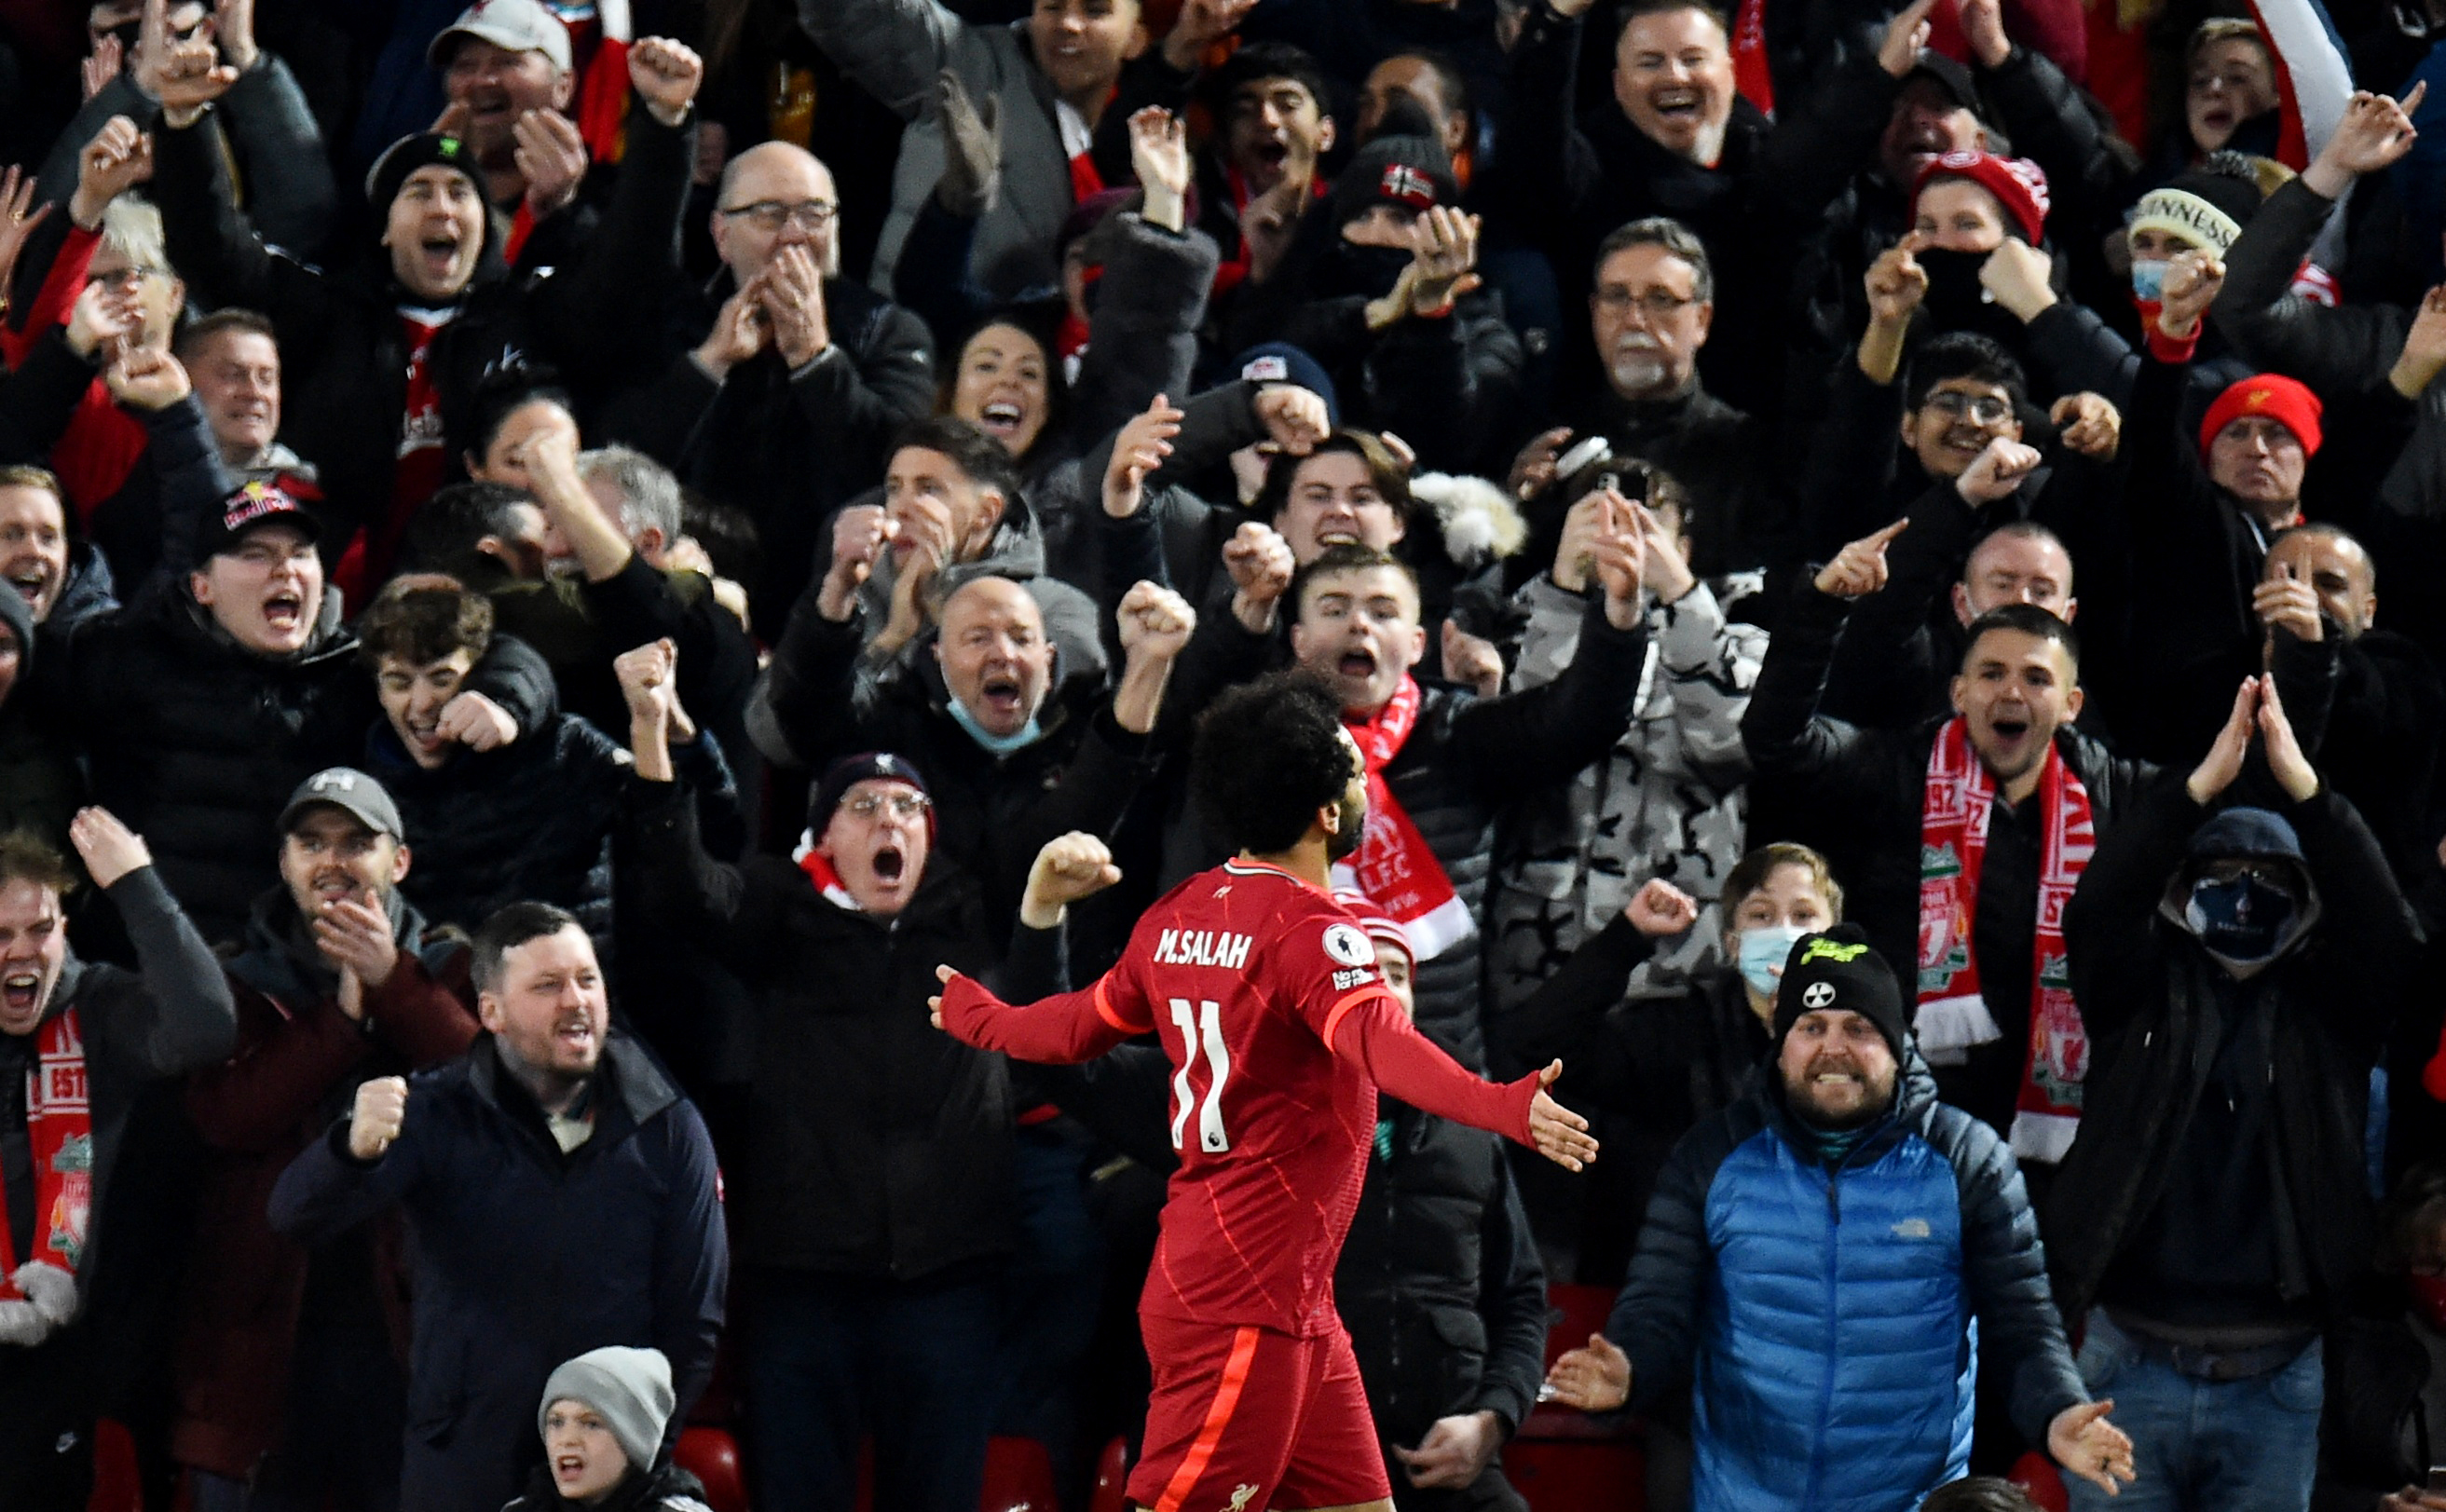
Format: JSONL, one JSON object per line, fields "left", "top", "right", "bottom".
{"left": 1736, "top": 924, "right": 1811, "bottom": 999}
{"left": 947, "top": 695, "right": 1044, "bottom": 755}
{"left": 2131, "top": 259, "right": 2171, "bottom": 304}
{"left": 2184, "top": 871, "right": 2299, "bottom": 966}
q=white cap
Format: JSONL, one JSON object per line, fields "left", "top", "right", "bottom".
{"left": 428, "top": 0, "right": 573, "bottom": 75}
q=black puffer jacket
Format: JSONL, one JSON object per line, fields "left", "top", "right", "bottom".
{"left": 1339, "top": 1101, "right": 1548, "bottom": 1467}
{"left": 2045, "top": 781, "right": 2422, "bottom": 1325}
{"left": 43, "top": 583, "right": 557, "bottom": 947}
{"left": 628, "top": 781, "right": 1042, "bottom": 1281}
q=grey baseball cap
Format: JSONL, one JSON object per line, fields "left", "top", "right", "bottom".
{"left": 427, "top": 0, "right": 574, "bottom": 75}
{"left": 278, "top": 768, "right": 405, "bottom": 839}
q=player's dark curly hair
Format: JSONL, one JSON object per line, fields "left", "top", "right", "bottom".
{"left": 1193, "top": 671, "right": 1357, "bottom": 855}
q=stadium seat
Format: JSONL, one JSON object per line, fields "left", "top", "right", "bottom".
{"left": 2009, "top": 1451, "right": 2070, "bottom": 1512}
{"left": 1539, "top": 1282, "right": 1620, "bottom": 1373}
{"left": 87, "top": 1419, "right": 142, "bottom": 1512}
{"left": 1522, "top": 1283, "right": 1641, "bottom": 1443}
{"left": 1508, "top": 1437, "right": 1646, "bottom": 1511}
{"left": 1088, "top": 1436, "right": 1130, "bottom": 1512}
{"left": 676, "top": 1425, "right": 751, "bottom": 1512}
{"left": 978, "top": 1435, "right": 1060, "bottom": 1512}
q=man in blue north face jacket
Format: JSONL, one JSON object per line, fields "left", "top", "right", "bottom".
{"left": 1544, "top": 924, "right": 2137, "bottom": 1510}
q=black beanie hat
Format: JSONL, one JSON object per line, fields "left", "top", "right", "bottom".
{"left": 1329, "top": 134, "right": 1459, "bottom": 235}
{"left": 810, "top": 751, "right": 932, "bottom": 826}
{"left": 1772, "top": 924, "right": 1908, "bottom": 1058}
{"left": 366, "top": 132, "right": 485, "bottom": 217}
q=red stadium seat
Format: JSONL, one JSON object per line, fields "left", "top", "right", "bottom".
{"left": 1088, "top": 1436, "right": 1130, "bottom": 1512}
{"left": 87, "top": 1420, "right": 142, "bottom": 1512}
{"left": 1522, "top": 1284, "right": 1642, "bottom": 1443}
{"left": 2009, "top": 1451, "right": 2071, "bottom": 1512}
{"left": 676, "top": 1425, "right": 751, "bottom": 1512}
{"left": 1539, "top": 1283, "right": 1619, "bottom": 1372}
{"left": 1514, "top": 1282, "right": 1646, "bottom": 1507}
{"left": 1508, "top": 1437, "right": 1646, "bottom": 1511}
{"left": 978, "top": 1436, "right": 1060, "bottom": 1512}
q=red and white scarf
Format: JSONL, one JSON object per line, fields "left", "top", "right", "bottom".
{"left": 0, "top": 1013, "right": 91, "bottom": 1296}
{"left": 1332, "top": 676, "right": 1474, "bottom": 961}
{"left": 1916, "top": 718, "right": 2092, "bottom": 1164}
{"left": 791, "top": 833, "right": 860, "bottom": 912}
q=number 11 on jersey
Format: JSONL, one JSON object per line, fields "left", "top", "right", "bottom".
{"left": 1168, "top": 998, "right": 1232, "bottom": 1153}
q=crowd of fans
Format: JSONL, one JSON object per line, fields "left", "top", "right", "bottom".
{"left": 6, "top": 0, "right": 2446, "bottom": 1506}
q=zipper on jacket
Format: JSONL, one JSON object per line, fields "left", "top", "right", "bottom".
{"left": 1811, "top": 1156, "right": 1842, "bottom": 1505}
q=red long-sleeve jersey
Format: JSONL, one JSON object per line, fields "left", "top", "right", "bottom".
{"left": 939, "top": 857, "right": 1539, "bottom": 1336}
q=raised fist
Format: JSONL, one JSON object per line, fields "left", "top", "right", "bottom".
{"left": 349, "top": 1076, "right": 409, "bottom": 1161}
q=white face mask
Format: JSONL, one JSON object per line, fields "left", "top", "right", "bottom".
{"left": 2131, "top": 258, "right": 2171, "bottom": 304}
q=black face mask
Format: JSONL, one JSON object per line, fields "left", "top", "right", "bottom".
{"left": 2185, "top": 871, "right": 2301, "bottom": 966}
{"left": 1915, "top": 247, "right": 2032, "bottom": 350}
{"left": 1318, "top": 238, "right": 1414, "bottom": 301}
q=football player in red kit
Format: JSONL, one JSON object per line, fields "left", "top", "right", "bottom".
{"left": 933, "top": 672, "right": 1600, "bottom": 1512}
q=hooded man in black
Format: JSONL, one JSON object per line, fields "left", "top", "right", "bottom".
{"left": 2047, "top": 674, "right": 2421, "bottom": 1512}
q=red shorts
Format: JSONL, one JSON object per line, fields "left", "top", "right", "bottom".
{"left": 1127, "top": 1314, "right": 1391, "bottom": 1512}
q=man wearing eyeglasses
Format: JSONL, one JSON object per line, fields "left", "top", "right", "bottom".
{"left": 1523, "top": 217, "right": 1787, "bottom": 577}
{"left": 604, "top": 138, "right": 935, "bottom": 638}
{"left": 623, "top": 693, "right": 1092, "bottom": 1509}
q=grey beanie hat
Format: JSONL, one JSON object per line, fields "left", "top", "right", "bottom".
{"left": 538, "top": 1346, "right": 675, "bottom": 1474}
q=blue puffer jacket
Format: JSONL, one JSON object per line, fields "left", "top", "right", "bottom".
{"left": 1608, "top": 1054, "right": 2085, "bottom": 1511}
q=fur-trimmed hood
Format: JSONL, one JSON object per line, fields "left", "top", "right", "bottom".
{"left": 1409, "top": 471, "right": 1525, "bottom": 569}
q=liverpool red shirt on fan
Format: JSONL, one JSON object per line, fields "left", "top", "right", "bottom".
{"left": 937, "top": 857, "right": 1541, "bottom": 1338}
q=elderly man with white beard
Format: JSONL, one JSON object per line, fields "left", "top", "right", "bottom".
{"left": 1511, "top": 219, "right": 1793, "bottom": 577}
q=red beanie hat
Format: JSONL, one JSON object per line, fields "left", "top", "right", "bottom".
{"left": 1331, "top": 889, "right": 1414, "bottom": 970}
{"left": 2197, "top": 373, "right": 2323, "bottom": 461}
{"left": 1911, "top": 150, "right": 2051, "bottom": 245}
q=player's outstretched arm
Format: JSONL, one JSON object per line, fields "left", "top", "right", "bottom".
{"left": 931, "top": 964, "right": 1144, "bottom": 1065}
{"left": 1332, "top": 995, "right": 1599, "bottom": 1170}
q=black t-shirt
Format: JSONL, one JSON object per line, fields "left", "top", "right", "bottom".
{"left": 1935, "top": 793, "right": 2040, "bottom": 1139}
{"left": 0, "top": 1028, "right": 34, "bottom": 1264}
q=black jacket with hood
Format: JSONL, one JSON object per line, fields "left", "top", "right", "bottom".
{"left": 2045, "top": 779, "right": 2423, "bottom": 1326}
